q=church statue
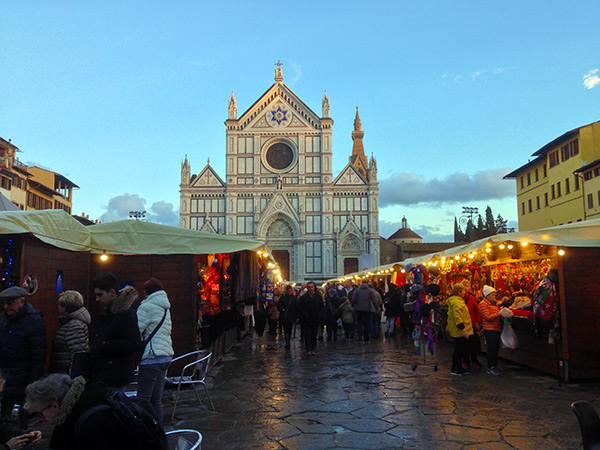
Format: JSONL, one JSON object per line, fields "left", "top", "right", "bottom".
{"left": 228, "top": 92, "right": 237, "bottom": 120}
{"left": 322, "top": 91, "right": 330, "bottom": 118}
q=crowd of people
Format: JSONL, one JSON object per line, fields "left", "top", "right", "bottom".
{"left": 0, "top": 272, "right": 173, "bottom": 449}
{"left": 261, "top": 279, "right": 410, "bottom": 356}
{"left": 262, "top": 278, "right": 511, "bottom": 378}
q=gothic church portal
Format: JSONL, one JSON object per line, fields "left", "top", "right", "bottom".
{"left": 179, "top": 64, "right": 379, "bottom": 282}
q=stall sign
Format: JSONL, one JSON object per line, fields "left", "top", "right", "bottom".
{"left": 264, "top": 270, "right": 274, "bottom": 301}
{"left": 56, "top": 270, "right": 63, "bottom": 293}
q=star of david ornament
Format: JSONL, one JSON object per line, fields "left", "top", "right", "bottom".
{"left": 270, "top": 106, "right": 288, "bottom": 125}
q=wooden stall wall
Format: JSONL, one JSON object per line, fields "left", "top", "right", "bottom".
{"left": 90, "top": 254, "right": 197, "bottom": 359}
{"left": 561, "top": 247, "right": 600, "bottom": 380}
{"left": 21, "top": 236, "right": 90, "bottom": 370}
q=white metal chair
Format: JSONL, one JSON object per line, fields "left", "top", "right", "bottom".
{"left": 166, "top": 429, "right": 203, "bottom": 450}
{"left": 165, "top": 350, "right": 215, "bottom": 423}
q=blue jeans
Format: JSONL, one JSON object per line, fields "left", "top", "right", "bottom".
{"left": 138, "top": 361, "right": 171, "bottom": 425}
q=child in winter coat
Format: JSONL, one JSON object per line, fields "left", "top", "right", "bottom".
{"left": 338, "top": 297, "right": 355, "bottom": 340}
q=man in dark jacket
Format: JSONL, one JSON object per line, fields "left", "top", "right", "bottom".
{"left": 298, "top": 282, "right": 324, "bottom": 356}
{"left": 350, "top": 282, "right": 377, "bottom": 342}
{"left": 90, "top": 273, "right": 140, "bottom": 390}
{"left": 0, "top": 286, "right": 46, "bottom": 415}
{"left": 277, "top": 285, "right": 298, "bottom": 349}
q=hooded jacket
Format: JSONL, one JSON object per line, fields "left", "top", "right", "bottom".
{"left": 90, "top": 287, "right": 141, "bottom": 387}
{"left": 137, "top": 290, "right": 173, "bottom": 362}
{"left": 350, "top": 284, "right": 377, "bottom": 312}
{"left": 446, "top": 295, "right": 473, "bottom": 338}
{"left": 0, "top": 301, "right": 46, "bottom": 400}
{"left": 50, "top": 307, "right": 91, "bottom": 374}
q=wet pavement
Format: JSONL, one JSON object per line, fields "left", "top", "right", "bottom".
{"left": 165, "top": 330, "right": 600, "bottom": 450}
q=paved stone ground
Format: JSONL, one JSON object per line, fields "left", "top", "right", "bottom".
{"left": 165, "top": 330, "right": 600, "bottom": 450}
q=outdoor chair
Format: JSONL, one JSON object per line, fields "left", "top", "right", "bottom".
{"left": 166, "top": 429, "right": 203, "bottom": 450}
{"left": 571, "top": 400, "right": 600, "bottom": 450}
{"left": 165, "top": 350, "right": 215, "bottom": 423}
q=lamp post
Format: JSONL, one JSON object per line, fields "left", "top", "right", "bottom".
{"left": 460, "top": 206, "right": 479, "bottom": 242}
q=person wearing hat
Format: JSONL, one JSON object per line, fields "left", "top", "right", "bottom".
{"left": 137, "top": 277, "right": 173, "bottom": 425}
{"left": 446, "top": 283, "right": 473, "bottom": 376}
{"left": 479, "top": 285, "right": 504, "bottom": 376}
{"left": 0, "top": 286, "right": 46, "bottom": 415}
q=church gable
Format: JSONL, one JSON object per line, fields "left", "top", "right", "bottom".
{"left": 333, "top": 163, "right": 367, "bottom": 186}
{"left": 199, "top": 218, "right": 217, "bottom": 234}
{"left": 190, "top": 164, "right": 225, "bottom": 188}
{"left": 257, "top": 192, "right": 300, "bottom": 235}
{"left": 239, "top": 84, "right": 321, "bottom": 132}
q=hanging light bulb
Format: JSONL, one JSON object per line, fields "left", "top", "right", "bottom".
{"left": 558, "top": 249, "right": 565, "bottom": 256}
{"left": 499, "top": 243, "right": 505, "bottom": 250}
{"left": 521, "top": 242, "right": 528, "bottom": 247}
{"left": 100, "top": 251, "right": 108, "bottom": 262}
{"left": 507, "top": 243, "right": 513, "bottom": 250}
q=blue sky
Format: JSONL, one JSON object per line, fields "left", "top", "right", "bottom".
{"left": 2, "top": 2, "right": 599, "bottom": 241}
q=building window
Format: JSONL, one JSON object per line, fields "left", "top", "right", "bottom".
{"left": 588, "top": 194, "right": 594, "bottom": 209}
{"left": 305, "top": 241, "right": 322, "bottom": 273}
{"left": 549, "top": 150, "right": 559, "bottom": 168}
{"left": 575, "top": 175, "right": 580, "bottom": 190}
{"left": 190, "top": 217, "right": 205, "bottom": 230}
{"left": 544, "top": 193, "right": 549, "bottom": 206}
{"left": 305, "top": 156, "right": 321, "bottom": 174}
{"left": 333, "top": 215, "right": 348, "bottom": 232}
{"left": 305, "top": 176, "right": 321, "bottom": 184}
{"left": 354, "top": 214, "right": 369, "bottom": 232}
{"left": 286, "top": 195, "right": 299, "bottom": 212}
{"left": 305, "top": 215, "right": 322, "bottom": 234}
{"left": 527, "top": 173, "right": 531, "bottom": 186}
{"left": 333, "top": 196, "right": 368, "bottom": 212}
{"left": 0, "top": 176, "right": 11, "bottom": 190}
{"left": 528, "top": 199, "right": 532, "bottom": 212}
{"left": 551, "top": 185, "right": 555, "bottom": 199}
{"left": 260, "top": 177, "right": 276, "bottom": 185}
{"left": 595, "top": 168, "right": 600, "bottom": 177}
{"left": 237, "top": 197, "right": 254, "bottom": 213}
{"left": 565, "top": 178, "right": 570, "bottom": 194}
{"left": 191, "top": 197, "right": 225, "bottom": 213}
{"left": 536, "top": 196, "right": 540, "bottom": 210}
{"left": 238, "top": 137, "right": 253, "bottom": 154}
{"left": 521, "top": 202, "right": 525, "bottom": 215}
{"left": 305, "top": 136, "right": 321, "bottom": 153}
{"left": 237, "top": 157, "right": 254, "bottom": 174}
{"left": 557, "top": 182, "right": 561, "bottom": 197}
{"left": 260, "top": 196, "right": 272, "bottom": 212}
{"left": 283, "top": 177, "right": 299, "bottom": 184}
{"left": 570, "top": 139, "right": 579, "bottom": 157}
{"left": 237, "top": 216, "right": 254, "bottom": 235}
{"left": 27, "top": 193, "right": 52, "bottom": 210}
{"left": 535, "top": 168, "right": 539, "bottom": 182}
{"left": 543, "top": 164, "right": 547, "bottom": 178}
{"left": 584, "top": 171, "right": 593, "bottom": 181}
{"left": 210, "top": 216, "right": 226, "bottom": 234}
{"left": 560, "top": 144, "right": 570, "bottom": 162}
{"left": 520, "top": 176, "right": 524, "bottom": 189}
{"left": 305, "top": 197, "right": 322, "bottom": 212}
{"left": 54, "top": 200, "right": 71, "bottom": 213}
{"left": 237, "top": 177, "right": 254, "bottom": 185}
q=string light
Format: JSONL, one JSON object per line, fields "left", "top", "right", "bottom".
{"left": 558, "top": 249, "right": 565, "bottom": 256}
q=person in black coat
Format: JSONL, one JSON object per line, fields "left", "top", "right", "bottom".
{"left": 297, "top": 282, "right": 324, "bottom": 356}
{"left": 0, "top": 286, "right": 46, "bottom": 415}
{"left": 0, "top": 369, "right": 42, "bottom": 450}
{"left": 25, "top": 374, "right": 159, "bottom": 450}
{"left": 325, "top": 289, "right": 341, "bottom": 341}
{"left": 90, "top": 273, "right": 141, "bottom": 390}
{"left": 383, "top": 284, "right": 402, "bottom": 336}
{"left": 277, "top": 285, "right": 298, "bottom": 349}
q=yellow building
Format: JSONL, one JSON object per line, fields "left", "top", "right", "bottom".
{"left": 504, "top": 120, "right": 600, "bottom": 231}
{"left": 0, "top": 136, "right": 78, "bottom": 212}
{"left": 574, "top": 159, "right": 600, "bottom": 220}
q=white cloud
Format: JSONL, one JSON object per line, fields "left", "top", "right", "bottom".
{"left": 99, "top": 193, "right": 178, "bottom": 226}
{"left": 379, "top": 168, "right": 515, "bottom": 207}
{"left": 583, "top": 69, "right": 600, "bottom": 89}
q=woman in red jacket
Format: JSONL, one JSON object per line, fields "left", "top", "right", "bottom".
{"left": 478, "top": 285, "right": 503, "bottom": 375}
{"left": 462, "top": 280, "right": 482, "bottom": 370}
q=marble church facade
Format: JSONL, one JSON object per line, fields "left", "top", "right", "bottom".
{"left": 179, "top": 64, "right": 379, "bottom": 282}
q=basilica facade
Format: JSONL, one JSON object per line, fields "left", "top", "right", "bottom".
{"left": 179, "top": 64, "right": 379, "bottom": 282}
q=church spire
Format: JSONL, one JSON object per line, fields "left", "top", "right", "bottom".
{"left": 350, "top": 106, "right": 368, "bottom": 179}
{"left": 228, "top": 92, "right": 237, "bottom": 120}
{"left": 274, "top": 60, "right": 283, "bottom": 82}
{"left": 322, "top": 90, "right": 330, "bottom": 118}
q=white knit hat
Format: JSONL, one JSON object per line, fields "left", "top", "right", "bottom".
{"left": 483, "top": 285, "right": 496, "bottom": 297}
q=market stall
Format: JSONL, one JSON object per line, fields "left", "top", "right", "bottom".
{"left": 0, "top": 210, "right": 267, "bottom": 369}
{"left": 333, "top": 219, "right": 600, "bottom": 382}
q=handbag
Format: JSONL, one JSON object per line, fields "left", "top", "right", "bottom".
{"left": 136, "top": 309, "right": 167, "bottom": 366}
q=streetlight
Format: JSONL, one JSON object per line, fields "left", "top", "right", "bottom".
{"left": 460, "top": 206, "right": 479, "bottom": 242}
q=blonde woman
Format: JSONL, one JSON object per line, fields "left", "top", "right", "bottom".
{"left": 49, "top": 290, "right": 91, "bottom": 374}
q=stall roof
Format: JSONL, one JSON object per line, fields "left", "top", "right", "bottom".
{"left": 88, "top": 219, "right": 265, "bottom": 255}
{"left": 330, "top": 219, "right": 600, "bottom": 282}
{"left": 0, "top": 210, "right": 265, "bottom": 255}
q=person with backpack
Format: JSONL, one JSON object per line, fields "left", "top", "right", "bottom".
{"left": 277, "top": 285, "right": 298, "bottom": 349}
{"left": 325, "top": 289, "right": 341, "bottom": 341}
{"left": 383, "top": 283, "right": 402, "bottom": 336}
{"left": 137, "top": 278, "right": 173, "bottom": 426}
{"left": 25, "top": 374, "right": 168, "bottom": 450}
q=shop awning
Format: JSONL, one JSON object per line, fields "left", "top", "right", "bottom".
{"left": 88, "top": 219, "right": 265, "bottom": 255}
{"left": 0, "top": 210, "right": 265, "bottom": 255}
{"left": 329, "top": 218, "right": 600, "bottom": 282}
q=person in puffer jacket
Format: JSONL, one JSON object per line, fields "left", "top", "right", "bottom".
{"left": 50, "top": 290, "right": 91, "bottom": 374}
{"left": 446, "top": 283, "right": 473, "bottom": 376}
{"left": 137, "top": 278, "right": 173, "bottom": 425}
